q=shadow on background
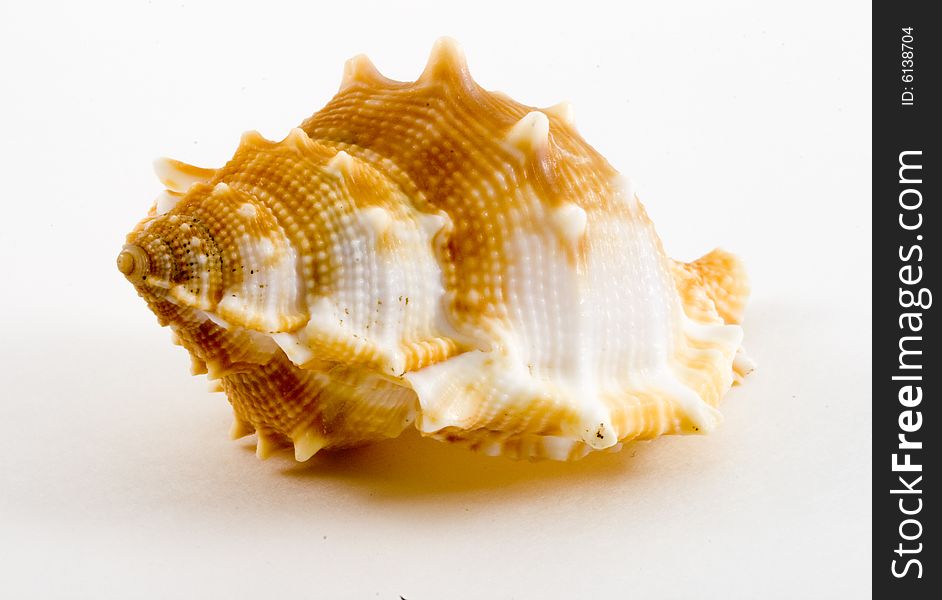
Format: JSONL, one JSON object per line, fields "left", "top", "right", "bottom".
{"left": 236, "top": 428, "right": 651, "bottom": 500}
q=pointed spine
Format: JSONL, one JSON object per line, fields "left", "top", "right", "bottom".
{"left": 189, "top": 354, "right": 208, "bottom": 376}
{"left": 506, "top": 111, "right": 550, "bottom": 155}
{"left": 550, "top": 202, "right": 588, "bottom": 246}
{"left": 283, "top": 127, "right": 313, "bottom": 152}
{"left": 153, "top": 158, "right": 215, "bottom": 193}
{"left": 357, "top": 206, "right": 391, "bottom": 235}
{"left": 230, "top": 414, "right": 255, "bottom": 440}
{"left": 211, "top": 182, "right": 231, "bottom": 197}
{"left": 293, "top": 428, "right": 327, "bottom": 462}
{"left": 418, "top": 37, "right": 472, "bottom": 87}
{"left": 239, "top": 130, "right": 269, "bottom": 150}
{"left": 326, "top": 150, "right": 357, "bottom": 178}
{"left": 255, "top": 431, "right": 278, "bottom": 459}
{"left": 339, "top": 54, "right": 395, "bottom": 91}
{"left": 544, "top": 101, "right": 575, "bottom": 127}
{"left": 155, "top": 190, "right": 183, "bottom": 216}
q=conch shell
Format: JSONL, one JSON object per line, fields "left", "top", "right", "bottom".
{"left": 118, "top": 39, "right": 751, "bottom": 462}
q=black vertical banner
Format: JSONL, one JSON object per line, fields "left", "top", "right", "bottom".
{"left": 874, "top": 2, "right": 938, "bottom": 596}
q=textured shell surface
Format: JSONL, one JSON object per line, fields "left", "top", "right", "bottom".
{"left": 118, "top": 38, "right": 751, "bottom": 462}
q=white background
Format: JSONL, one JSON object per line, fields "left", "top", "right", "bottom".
{"left": 0, "top": 1, "right": 871, "bottom": 598}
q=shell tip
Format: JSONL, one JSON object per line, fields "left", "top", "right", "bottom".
{"left": 116, "top": 249, "right": 135, "bottom": 277}
{"left": 116, "top": 244, "right": 153, "bottom": 289}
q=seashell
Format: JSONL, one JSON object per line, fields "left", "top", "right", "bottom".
{"left": 118, "top": 38, "right": 751, "bottom": 462}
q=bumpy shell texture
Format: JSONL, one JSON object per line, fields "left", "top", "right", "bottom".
{"left": 118, "top": 39, "right": 751, "bottom": 462}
